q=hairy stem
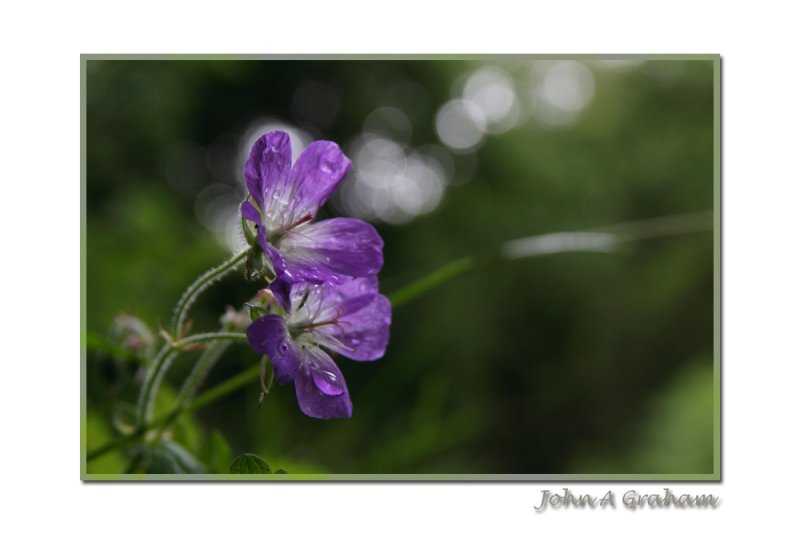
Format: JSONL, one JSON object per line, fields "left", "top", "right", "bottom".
{"left": 92, "top": 210, "right": 712, "bottom": 462}
{"left": 151, "top": 338, "right": 233, "bottom": 439}
{"left": 170, "top": 248, "right": 250, "bottom": 340}
{"left": 88, "top": 364, "right": 259, "bottom": 463}
{"left": 176, "top": 339, "right": 233, "bottom": 407}
{"left": 135, "top": 332, "right": 247, "bottom": 426}
{"left": 389, "top": 258, "right": 475, "bottom": 307}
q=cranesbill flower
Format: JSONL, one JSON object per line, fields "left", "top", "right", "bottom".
{"left": 247, "top": 277, "right": 391, "bottom": 419}
{"left": 241, "top": 131, "right": 384, "bottom": 295}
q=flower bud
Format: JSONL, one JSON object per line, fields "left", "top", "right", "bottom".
{"left": 220, "top": 305, "right": 250, "bottom": 331}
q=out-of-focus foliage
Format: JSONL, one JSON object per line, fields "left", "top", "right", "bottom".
{"left": 85, "top": 58, "right": 715, "bottom": 475}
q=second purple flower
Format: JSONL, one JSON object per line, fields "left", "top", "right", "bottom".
{"left": 247, "top": 277, "right": 392, "bottom": 419}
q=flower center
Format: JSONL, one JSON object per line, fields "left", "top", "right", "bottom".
{"left": 288, "top": 319, "right": 339, "bottom": 339}
{"left": 267, "top": 213, "right": 314, "bottom": 242}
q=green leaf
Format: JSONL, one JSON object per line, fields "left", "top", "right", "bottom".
{"left": 207, "top": 431, "right": 232, "bottom": 474}
{"left": 273, "top": 469, "right": 287, "bottom": 474}
{"left": 229, "top": 453, "right": 271, "bottom": 474}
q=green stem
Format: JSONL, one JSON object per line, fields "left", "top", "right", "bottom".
{"left": 389, "top": 258, "right": 476, "bottom": 307}
{"left": 152, "top": 338, "right": 233, "bottom": 439}
{"left": 389, "top": 210, "right": 713, "bottom": 304}
{"left": 176, "top": 339, "right": 233, "bottom": 406}
{"left": 170, "top": 248, "right": 250, "bottom": 340}
{"left": 88, "top": 364, "right": 260, "bottom": 463}
{"left": 176, "top": 332, "right": 247, "bottom": 346}
{"left": 94, "top": 210, "right": 713, "bottom": 462}
{"left": 135, "top": 332, "right": 248, "bottom": 426}
{"left": 135, "top": 344, "right": 175, "bottom": 426}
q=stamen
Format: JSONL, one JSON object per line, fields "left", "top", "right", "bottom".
{"left": 297, "top": 288, "right": 311, "bottom": 310}
{"left": 286, "top": 213, "right": 313, "bottom": 231}
{"left": 269, "top": 213, "right": 314, "bottom": 241}
{"left": 302, "top": 319, "right": 339, "bottom": 330}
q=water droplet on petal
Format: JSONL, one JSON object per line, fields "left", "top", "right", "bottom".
{"left": 310, "top": 367, "right": 344, "bottom": 396}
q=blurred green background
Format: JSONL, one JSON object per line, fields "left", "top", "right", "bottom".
{"left": 84, "top": 58, "right": 716, "bottom": 475}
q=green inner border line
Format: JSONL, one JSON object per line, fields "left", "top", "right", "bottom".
{"left": 80, "top": 54, "right": 722, "bottom": 482}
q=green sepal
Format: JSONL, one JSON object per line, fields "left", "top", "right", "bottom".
{"left": 240, "top": 200, "right": 259, "bottom": 247}
{"left": 245, "top": 247, "right": 276, "bottom": 283}
{"left": 248, "top": 304, "right": 269, "bottom": 322}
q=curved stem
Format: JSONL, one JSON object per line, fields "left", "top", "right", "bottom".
{"left": 94, "top": 210, "right": 713, "bottom": 461}
{"left": 388, "top": 210, "right": 714, "bottom": 303}
{"left": 389, "top": 258, "right": 475, "bottom": 307}
{"left": 170, "top": 248, "right": 250, "bottom": 340}
{"left": 176, "top": 340, "right": 233, "bottom": 407}
{"left": 152, "top": 339, "right": 233, "bottom": 438}
{"left": 89, "top": 364, "right": 260, "bottom": 463}
{"left": 135, "top": 246, "right": 248, "bottom": 428}
{"left": 135, "top": 344, "right": 176, "bottom": 426}
{"left": 176, "top": 332, "right": 247, "bottom": 346}
{"left": 135, "top": 332, "right": 248, "bottom": 426}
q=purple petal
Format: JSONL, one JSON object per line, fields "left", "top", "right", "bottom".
{"left": 257, "top": 226, "right": 292, "bottom": 283}
{"left": 294, "top": 345, "right": 352, "bottom": 419}
{"left": 315, "top": 288, "right": 392, "bottom": 362}
{"left": 268, "top": 275, "right": 292, "bottom": 313}
{"left": 286, "top": 141, "right": 352, "bottom": 222}
{"left": 240, "top": 199, "right": 261, "bottom": 224}
{"left": 244, "top": 131, "right": 292, "bottom": 208}
{"left": 246, "top": 315, "right": 299, "bottom": 385}
{"left": 288, "top": 277, "right": 379, "bottom": 317}
{"left": 279, "top": 218, "right": 384, "bottom": 284}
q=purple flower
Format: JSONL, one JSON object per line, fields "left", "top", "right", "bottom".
{"left": 247, "top": 277, "right": 391, "bottom": 419}
{"left": 241, "top": 131, "right": 384, "bottom": 295}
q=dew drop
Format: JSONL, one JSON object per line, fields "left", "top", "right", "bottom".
{"left": 320, "top": 159, "right": 335, "bottom": 173}
{"left": 310, "top": 367, "right": 344, "bottom": 396}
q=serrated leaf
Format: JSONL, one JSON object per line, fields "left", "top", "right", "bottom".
{"left": 229, "top": 453, "right": 271, "bottom": 474}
